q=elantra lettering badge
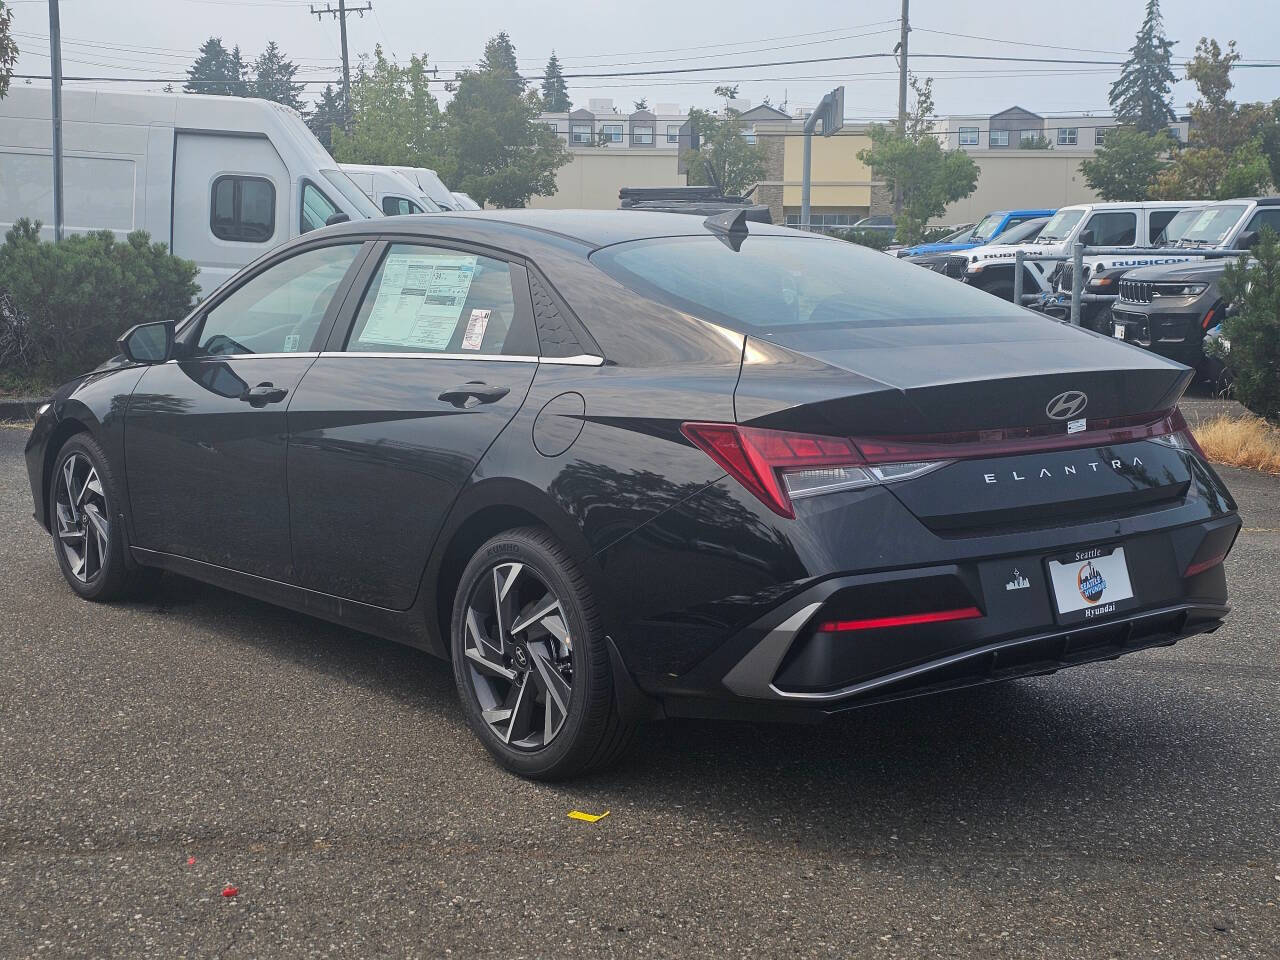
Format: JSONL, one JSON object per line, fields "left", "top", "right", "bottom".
{"left": 1046, "top": 390, "right": 1088, "bottom": 421}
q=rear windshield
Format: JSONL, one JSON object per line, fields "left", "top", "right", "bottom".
{"left": 591, "top": 234, "right": 1031, "bottom": 334}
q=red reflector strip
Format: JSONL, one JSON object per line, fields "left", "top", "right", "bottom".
{"left": 1184, "top": 553, "right": 1228, "bottom": 578}
{"left": 817, "top": 606, "right": 983, "bottom": 632}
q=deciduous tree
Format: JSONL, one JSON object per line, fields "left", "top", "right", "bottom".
{"left": 1080, "top": 127, "right": 1171, "bottom": 200}
{"left": 0, "top": 1, "right": 17, "bottom": 99}
{"left": 442, "top": 33, "right": 570, "bottom": 207}
{"left": 683, "top": 92, "right": 767, "bottom": 197}
{"left": 330, "top": 46, "right": 445, "bottom": 168}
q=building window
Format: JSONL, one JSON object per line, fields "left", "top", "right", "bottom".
{"left": 631, "top": 125, "right": 654, "bottom": 145}
{"left": 666, "top": 124, "right": 682, "bottom": 143}
{"left": 958, "top": 126, "right": 980, "bottom": 146}
{"left": 210, "top": 175, "right": 275, "bottom": 243}
{"left": 1094, "top": 126, "right": 1111, "bottom": 145}
{"left": 990, "top": 129, "right": 1009, "bottom": 147}
{"left": 1167, "top": 126, "right": 1182, "bottom": 143}
{"left": 546, "top": 122, "right": 560, "bottom": 135}
{"left": 601, "top": 123, "right": 623, "bottom": 143}
{"left": 570, "top": 123, "right": 592, "bottom": 144}
{"left": 1019, "top": 128, "right": 1041, "bottom": 145}
{"left": 1057, "top": 127, "right": 1078, "bottom": 146}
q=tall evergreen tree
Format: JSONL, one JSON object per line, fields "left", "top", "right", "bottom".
{"left": 1109, "top": 0, "right": 1177, "bottom": 133}
{"left": 251, "top": 41, "right": 306, "bottom": 112}
{"left": 482, "top": 31, "right": 524, "bottom": 90}
{"left": 309, "top": 83, "right": 345, "bottom": 150}
{"left": 540, "top": 52, "right": 570, "bottom": 111}
{"left": 185, "top": 37, "right": 248, "bottom": 96}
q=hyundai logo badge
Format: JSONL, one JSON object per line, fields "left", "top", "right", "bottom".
{"left": 1046, "top": 390, "right": 1088, "bottom": 420}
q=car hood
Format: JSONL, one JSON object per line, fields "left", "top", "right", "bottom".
{"left": 1124, "top": 258, "right": 1229, "bottom": 283}
{"left": 902, "top": 241, "right": 975, "bottom": 256}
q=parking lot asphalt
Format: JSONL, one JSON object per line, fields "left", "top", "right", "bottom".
{"left": 0, "top": 422, "right": 1277, "bottom": 959}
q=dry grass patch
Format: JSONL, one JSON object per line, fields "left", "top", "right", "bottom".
{"left": 1192, "top": 415, "right": 1280, "bottom": 475}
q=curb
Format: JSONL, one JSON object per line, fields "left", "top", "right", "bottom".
{"left": 0, "top": 399, "right": 41, "bottom": 422}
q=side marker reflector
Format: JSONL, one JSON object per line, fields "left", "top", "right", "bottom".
{"left": 818, "top": 606, "right": 983, "bottom": 633}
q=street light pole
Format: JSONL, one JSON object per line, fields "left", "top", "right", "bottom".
{"left": 799, "top": 86, "right": 843, "bottom": 232}
{"left": 48, "top": 0, "right": 64, "bottom": 243}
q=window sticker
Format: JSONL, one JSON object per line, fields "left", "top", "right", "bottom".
{"left": 360, "top": 251, "right": 478, "bottom": 350}
{"left": 283, "top": 333, "right": 301, "bottom": 352}
{"left": 460, "top": 309, "right": 491, "bottom": 350}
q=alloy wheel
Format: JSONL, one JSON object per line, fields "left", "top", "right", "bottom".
{"left": 55, "top": 452, "right": 110, "bottom": 583}
{"left": 462, "top": 561, "right": 574, "bottom": 750}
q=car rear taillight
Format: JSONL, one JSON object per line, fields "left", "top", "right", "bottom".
{"left": 817, "top": 606, "right": 983, "bottom": 632}
{"left": 680, "top": 422, "right": 948, "bottom": 518}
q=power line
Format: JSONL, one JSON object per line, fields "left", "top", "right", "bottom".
{"left": 309, "top": 1, "right": 371, "bottom": 128}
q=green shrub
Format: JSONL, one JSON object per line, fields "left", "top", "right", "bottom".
{"left": 831, "top": 228, "right": 893, "bottom": 251}
{"left": 0, "top": 219, "right": 199, "bottom": 387}
{"left": 1219, "top": 227, "right": 1280, "bottom": 422}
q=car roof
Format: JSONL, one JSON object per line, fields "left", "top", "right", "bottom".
{"left": 317, "top": 208, "right": 801, "bottom": 253}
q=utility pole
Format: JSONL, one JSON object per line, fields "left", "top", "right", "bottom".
{"left": 894, "top": 0, "right": 909, "bottom": 214}
{"left": 310, "top": 0, "right": 372, "bottom": 129}
{"left": 48, "top": 0, "right": 64, "bottom": 243}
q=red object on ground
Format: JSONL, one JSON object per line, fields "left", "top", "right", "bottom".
{"left": 221, "top": 886, "right": 238, "bottom": 897}
{"left": 187, "top": 857, "right": 196, "bottom": 866}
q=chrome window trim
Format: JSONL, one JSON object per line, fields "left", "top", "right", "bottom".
{"left": 169, "top": 352, "right": 323, "bottom": 362}
{"left": 316, "top": 351, "right": 605, "bottom": 366}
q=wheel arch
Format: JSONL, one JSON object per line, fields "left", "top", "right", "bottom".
{"left": 39, "top": 415, "right": 93, "bottom": 529}
{"left": 424, "top": 478, "right": 599, "bottom": 659}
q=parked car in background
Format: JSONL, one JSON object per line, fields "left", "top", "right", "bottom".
{"left": 958, "top": 201, "right": 1208, "bottom": 302}
{"left": 388, "top": 167, "right": 459, "bottom": 210}
{"left": 0, "top": 86, "right": 381, "bottom": 293}
{"left": 850, "top": 215, "right": 896, "bottom": 233}
{"left": 451, "top": 192, "right": 482, "bottom": 210}
{"left": 896, "top": 209, "right": 1055, "bottom": 258}
{"left": 1041, "top": 198, "right": 1277, "bottom": 335}
{"left": 25, "top": 210, "right": 1240, "bottom": 780}
{"left": 905, "top": 217, "right": 1050, "bottom": 278}
{"left": 339, "top": 164, "right": 444, "bottom": 215}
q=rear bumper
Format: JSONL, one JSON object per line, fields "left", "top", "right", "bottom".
{"left": 653, "top": 513, "right": 1238, "bottom": 722}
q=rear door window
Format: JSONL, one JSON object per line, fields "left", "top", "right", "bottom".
{"left": 1148, "top": 209, "right": 1179, "bottom": 243}
{"left": 1084, "top": 211, "right": 1136, "bottom": 246}
{"left": 345, "top": 243, "right": 526, "bottom": 356}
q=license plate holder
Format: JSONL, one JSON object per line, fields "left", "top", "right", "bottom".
{"left": 1047, "top": 546, "right": 1137, "bottom": 624}
{"left": 1113, "top": 324, "right": 1126, "bottom": 339}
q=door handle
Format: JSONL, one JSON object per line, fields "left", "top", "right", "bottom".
{"left": 239, "top": 382, "right": 289, "bottom": 407}
{"left": 438, "top": 382, "right": 511, "bottom": 408}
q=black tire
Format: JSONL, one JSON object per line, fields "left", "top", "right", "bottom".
{"left": 450, "top": 527, "right": 635, "bottom": 780}
{"left": 48, "top": 433, "right": 156, "bottom": 601}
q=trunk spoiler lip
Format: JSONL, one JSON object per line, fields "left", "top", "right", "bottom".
{"left": 850, "top": 408, "right": 1190, "bottom": 464}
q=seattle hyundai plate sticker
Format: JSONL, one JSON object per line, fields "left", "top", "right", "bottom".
{"left": 1048, "top": 547, "right": 1134, "bottom": 619}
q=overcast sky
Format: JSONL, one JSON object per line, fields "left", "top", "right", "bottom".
{"left": 7, "top": 0, "right": 1278, "bottom": 120}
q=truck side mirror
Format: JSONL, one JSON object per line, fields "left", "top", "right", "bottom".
{"left": 1237, "top": 230, "right": 1258, "bottom": 250}
{"left": 1078, "top": 229, "right": 1095, "bottom": 247}
{"left": 117, "top": 320, "right": 175, "bottom": 364}
{"left": 325, "top": 212, "right": 351, "bottom": 226}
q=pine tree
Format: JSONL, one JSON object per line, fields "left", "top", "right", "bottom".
{"left": 227, "top": 46, "right": 248, "bottom": 94}
{"left": 251, "top": 41, "right": 305, "bottom": 112}
{"left": 309, "top": 83, "right": 345, "bottom": 150}
{"left": 185, "top": 37, "right": 240, "bottom": 96}
{"left": 1109, "top": 0, "right": 1177, "bottom": 133}
{"left": 482, "top": 31, "right": 523, "bottom": 90}
{"left": 540, "top": 51, "right": 569, "bottom": 111}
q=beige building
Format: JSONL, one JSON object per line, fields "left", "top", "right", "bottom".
{"left": 940, "top": 151, "right": 1101, "bottom": 225}
{"left": 528, "top": 148, "right": 685, "bottom": 210}
{"left": 753, "top": 119, "right": 891, "bottom": 228}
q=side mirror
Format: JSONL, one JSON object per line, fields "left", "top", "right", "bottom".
{"left": 1236, "top": 230, "right": 1258, "bottom": 250}
{"left": 325, "top": 212, "right": 351, "bottom": 226}
{"left": 117, "top": 320, "right": 175, "bottom": 364}
{"left": 1077, "top": 229, "right": 1095, "bottom": 247}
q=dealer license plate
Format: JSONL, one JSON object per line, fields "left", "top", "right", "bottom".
{"left": 1048, "top": 546, "right": 1134, "bottom": 620}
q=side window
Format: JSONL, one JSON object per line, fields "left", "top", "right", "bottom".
{"left": 1085, "top": 211, "right": 1136, "bottom": 246}
{"left": 382, "top": 196, "right": 424, "bottom": 216}
{"left": 1245, "top": 208, "right": 1280, "bottom": 235}
{"left": 300, "top": 181, "right": 339, "bottom": 234}
{"left": 1149, "top": 209, "right": 1178, "bottom": 242}
{"left": 346, "top": 244, "right": 520, "bottom": 356}
{"left": 211, "top": 175, "right": 275, "bottom": 243}
{"left": 195, "top": 244, "right": 362, "bottom": 357}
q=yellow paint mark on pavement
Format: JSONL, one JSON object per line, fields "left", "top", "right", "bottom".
{"left": 567, "top": 810, "right": 610, "bottom": 823}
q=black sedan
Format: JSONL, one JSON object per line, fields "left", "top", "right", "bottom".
{"left": 25, "top": 210, "right": 1241, "bottom": 780}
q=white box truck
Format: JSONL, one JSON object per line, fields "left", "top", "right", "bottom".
{"left": 0, "top": 86, "right": 382, "bottom": 292}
